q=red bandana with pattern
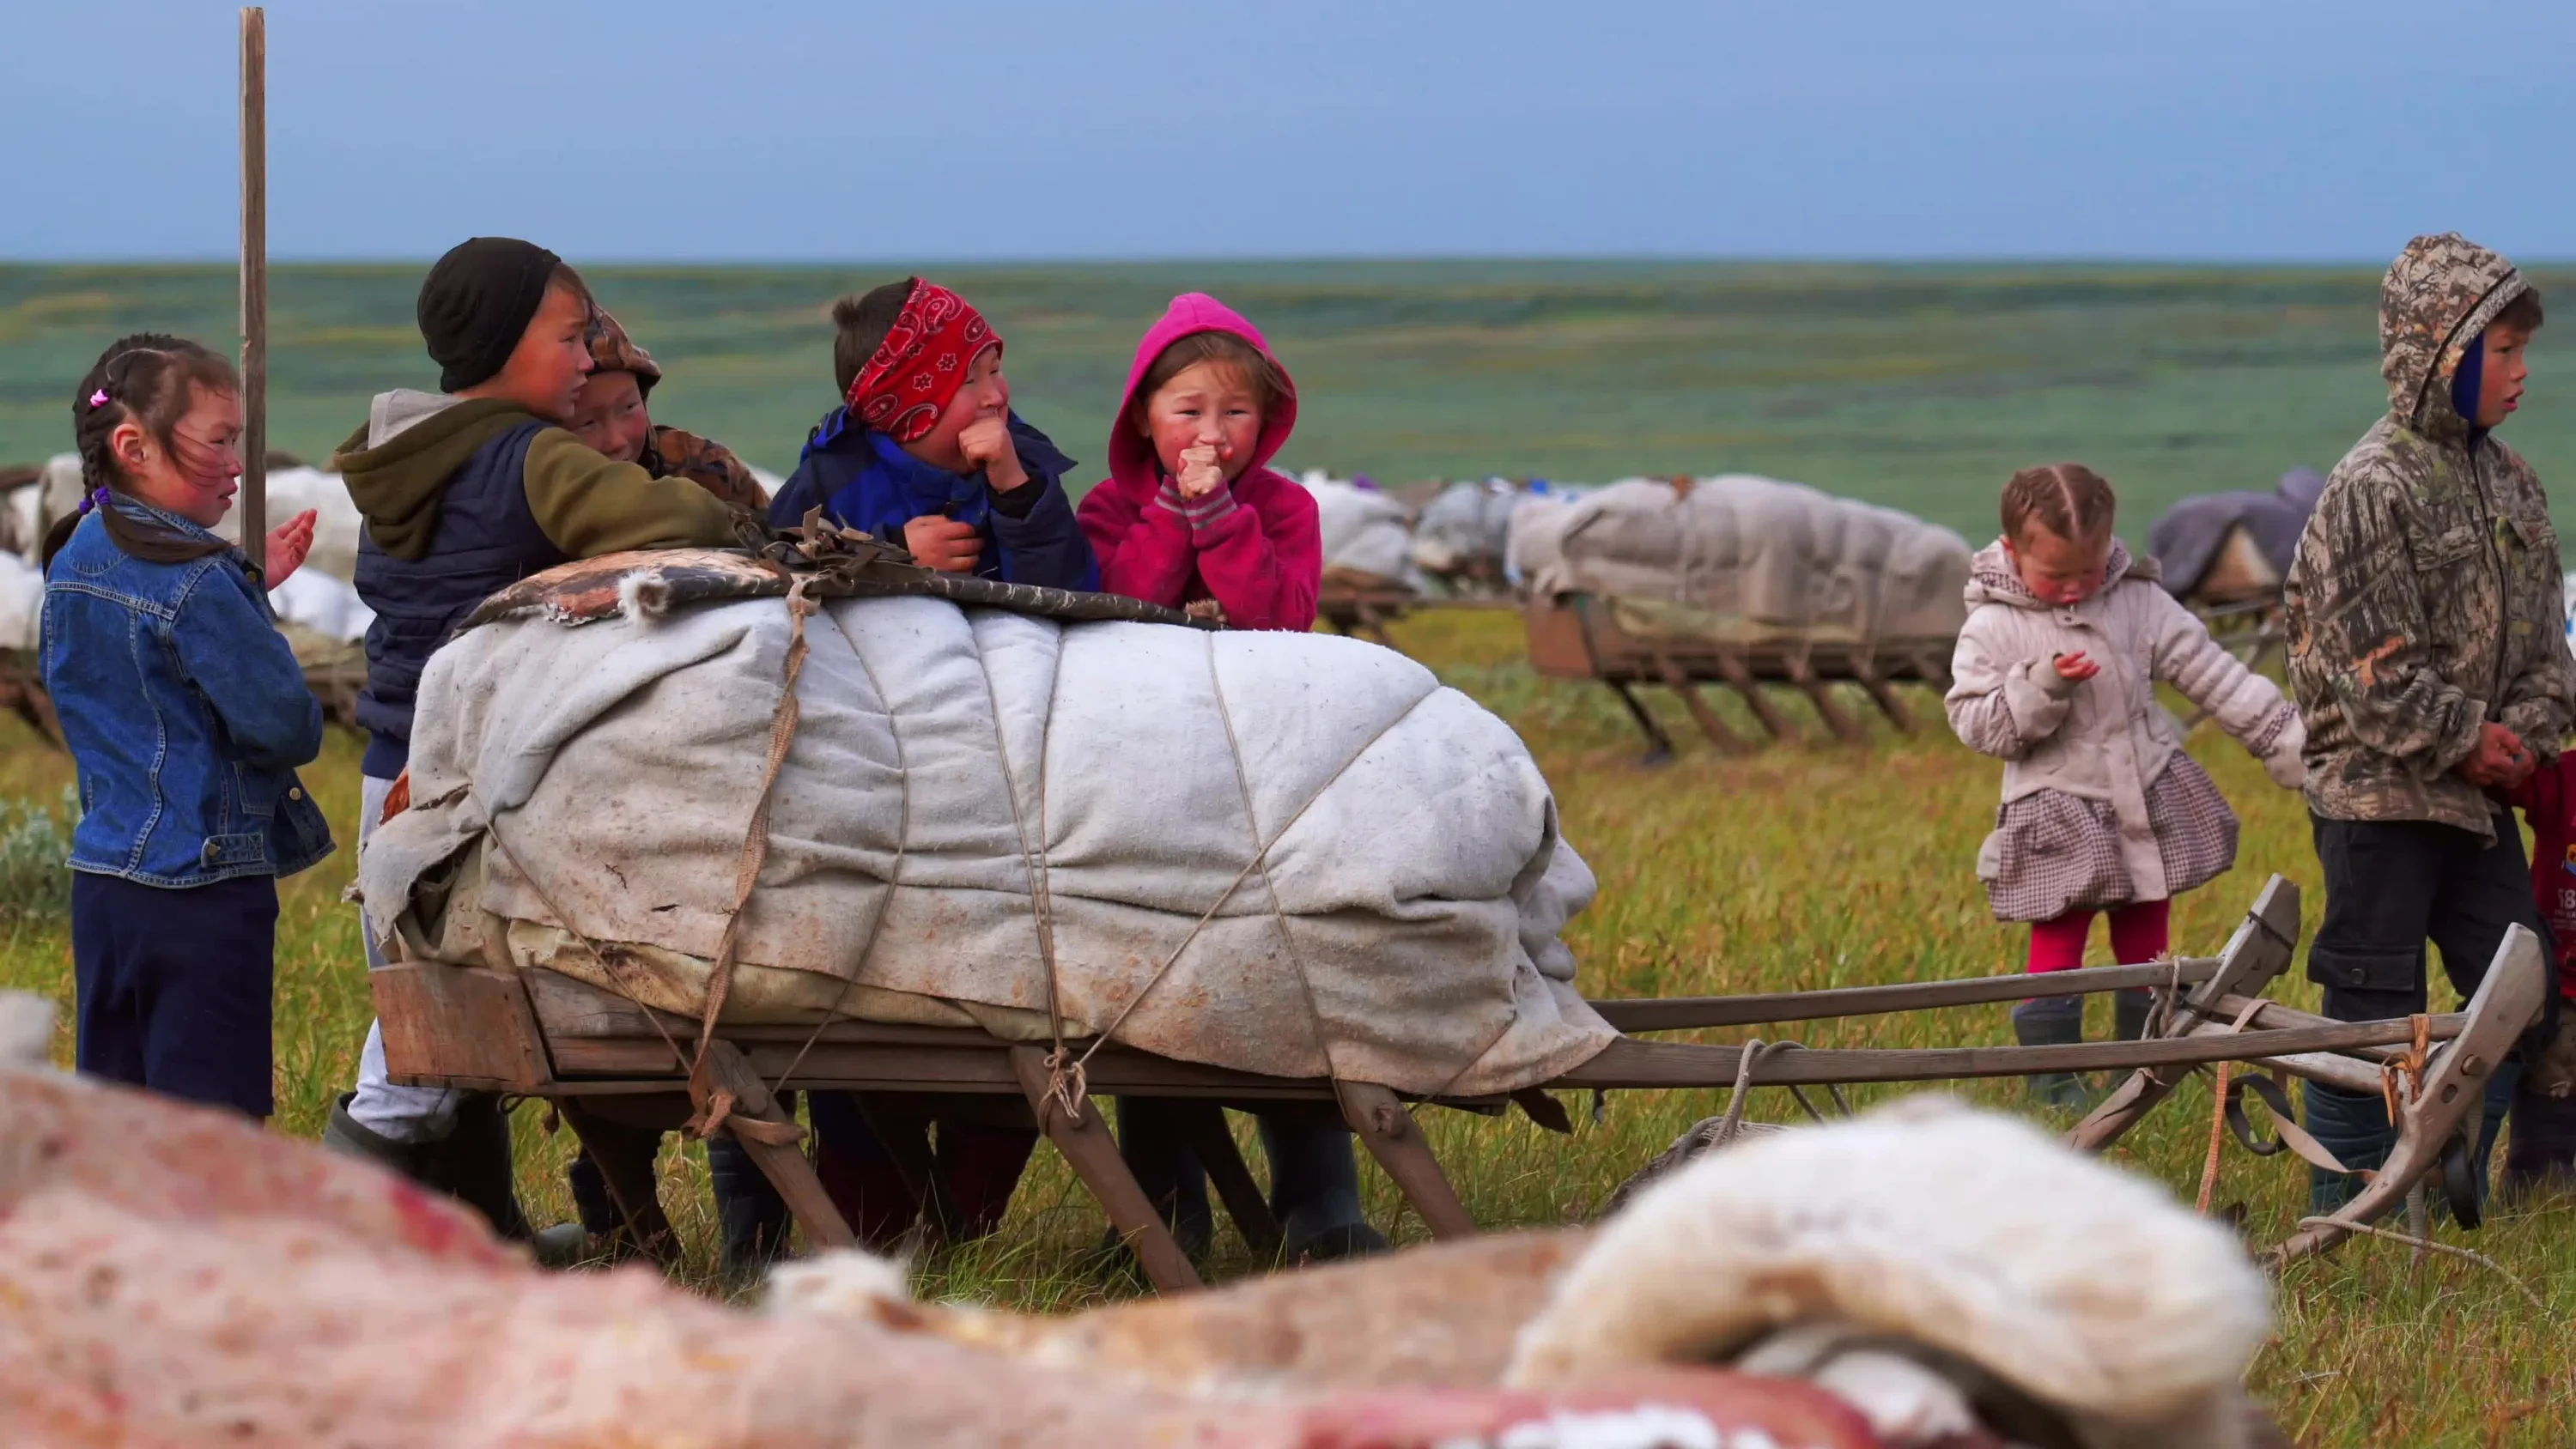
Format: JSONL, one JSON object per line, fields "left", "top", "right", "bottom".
{"left": 844, "top": 281, "right": 1003, "bottom": 444}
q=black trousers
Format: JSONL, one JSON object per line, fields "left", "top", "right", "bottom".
{"left": 2308, "top": 812, "right": 2560, "bottom": 1050}
{"left": 71, "top": 871, "right": 277, "bottom": 1120}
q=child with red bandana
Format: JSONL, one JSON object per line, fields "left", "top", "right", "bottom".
{"left": 767, "top": 278, "right": 1095, "bottom": 590}
{"left": 762, "top": 279, "right": 1095, "bottom": 1252}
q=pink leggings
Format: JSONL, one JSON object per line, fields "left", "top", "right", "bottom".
{"left": 2027, "top": 900, "right": 2170, "bottom": 973}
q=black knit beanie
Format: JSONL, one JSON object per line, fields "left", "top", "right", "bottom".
{"left": 416, "top": 236, "right": 565, "bottom": 392}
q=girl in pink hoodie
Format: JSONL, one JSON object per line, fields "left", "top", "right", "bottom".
{"left": 1076, "top": 294, "right": 1321, "bottom": 631}
{"left": 1080, "top": 297, "right": 1382, "bottom": 1264}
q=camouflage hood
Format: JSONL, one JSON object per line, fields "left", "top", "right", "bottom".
{"left": 1963, "top": 536, "right": 2155, "bottom": 611}
{"left": 2379, "top": 233, "right": 2532, "bottom": 440}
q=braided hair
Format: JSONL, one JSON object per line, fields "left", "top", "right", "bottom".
{"left": 1999, "top": 462, "right": 2117, "bottom": 549}
{"left": 40, "top": 335, "right": 242, "bottom": 572}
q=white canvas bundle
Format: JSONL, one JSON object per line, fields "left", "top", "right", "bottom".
{"left": 213, "top": 466, "right": 367, "bottom": 584}
{"left": 1526, "top": 476, "right": 1971, "bottom": 646}
{"left": 362, "top": 592, "right": 1613, "bottom": 1095}
{"left": 1413, "top": 479, "right": 1523, "bottom": 583}
{"left": 1297, "top": 471, "right": 1419, "bottom": 587}
{"left": 2, "top": 481, "right": 39, "bottom": 563}
{"left": 0, "top": 551, "right": 41, "bottom": 652}
{"left": 268, "top": 567, "right": 376, "bottom": 645}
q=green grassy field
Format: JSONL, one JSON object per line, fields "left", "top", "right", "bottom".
{"left": 2, "top": 609, "right": 2571, "bottom": 1446}
{"left": 5, "top": 260, "right": 2574, "bottom": 540}
{"left": 7, "top": 260, "right": 2576, "bottom": 1444}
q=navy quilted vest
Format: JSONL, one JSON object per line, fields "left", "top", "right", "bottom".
{"left": 353, "top": 421, "right": 563, "bottom": 776}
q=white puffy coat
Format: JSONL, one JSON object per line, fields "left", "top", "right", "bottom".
{"left": 1946, "top": 538, "right": 2302, "bottom": 902}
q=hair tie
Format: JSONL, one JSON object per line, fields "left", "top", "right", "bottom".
{"left": 88, "top": 389, "right": 110, "bottom": 409}
{"left": 75, "top": 488, "right": 110, "bottom": 518}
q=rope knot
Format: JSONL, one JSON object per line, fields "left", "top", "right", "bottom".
{"left": 1042, "top": 1045, "right": 1089, "bottom": 1125}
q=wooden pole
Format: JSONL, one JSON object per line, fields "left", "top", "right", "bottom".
{"left": 239, "top": 8, "right": 267, "bottom": 567}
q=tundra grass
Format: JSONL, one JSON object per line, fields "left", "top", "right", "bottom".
{"left": 6, "top": 260, "right": 2575, "bottom": 543}
{"left": 3, "top": 610, "right": 2573, "bottom": 1445}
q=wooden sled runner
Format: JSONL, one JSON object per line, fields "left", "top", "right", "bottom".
{"left": 1522, "top": 591, "right": 1953, "bottom": 761}
{"left": 374, "top": 875, "right": 2547, "bottom": 1293}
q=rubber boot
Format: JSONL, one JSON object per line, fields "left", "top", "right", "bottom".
{"left": 938, "top": 1120, "right": 1039, "bottom": 1243}
{"left": 323, "top": 1090, "right": 433, "bottom": 1179}
{"left": 2501, "top": 1070, "right": 2576, "bottom": 1202}
{"left": 2010, "top": 997, "right": 2091, "bottom": 1110}
{"left": 568, "top": 1149, "right": 620, "bottom": 1238}
{"left": 1256, "top": 1113, "right": 1388, "bottom": 1264}
{"left": 2112, "top": 987, "right": 2154, "bottom": 1043}
{"left": 441, "top": 1094, "right": 537, "bottom": 1242}
{"left": 322, "top": 1093, "right": 584, "bottom": 1265}
{"left": 2302, "top": 1079, "right": 2394, "bottom": 1215}
{"left": 1112, "top": 1097, "right": 1214, "bottom": 1260}
{"left": 706, "top": 1129, "right": 794, "bottom": 1277}
{"left": 807, "top": 1092, "right": 931, "bottom": 1252}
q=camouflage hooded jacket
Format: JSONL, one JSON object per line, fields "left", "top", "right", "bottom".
{"left": 2284, "top": 233, "right": 2572, "bottom": 838}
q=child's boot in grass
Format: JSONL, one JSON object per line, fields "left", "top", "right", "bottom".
{"left": 1256, "top": 1113, "right": 1388, "bottom": 1264}
{"left": 2301, "top": 1079, "right": 2393, "bottom": 1215}
{"left": 707, "top": 1131, "right": 794, "bottom": 1278}
{"left": 2010, "top": 997, "right": 2091, "bottom": 1110}
{"left": 2112, "top": 986, "right": 2154, "bottom": 1042}
{"left": 2501, "top": 1079, "right": 2576, "bottom": 1201}
{"left": 321, "top": 1092, "right": 582, "bottom": 1264}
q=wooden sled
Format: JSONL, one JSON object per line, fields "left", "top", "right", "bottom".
{"left": 0, "top": 648, "right": 64, "bottom": 748}
{"left": 1523, "top": 592, "right": 1952, "bottom": 761}
{"left": 1315, "top": 571, "right": 1420, "bottom": 647}
{"left": 1316, "top": 575, "right": 1514, "bottom": 651}
{"left": 374, "top": 876, "right": 2542, "bottom": 1292}
{"left": 0, "top": 639, "right": 364, "bottom": 749}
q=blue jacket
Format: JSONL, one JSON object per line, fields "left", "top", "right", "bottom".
{"left": 39, "top": 499, "right": 333, "bottom": 888}
{"left": 768, "top": 409, "right": 1099, "bottom": 591}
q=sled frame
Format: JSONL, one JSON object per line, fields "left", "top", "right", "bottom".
{"left": 370, "top": 876, "right": 2540, "bottom": 1291}
{"left": 1522, "top": 593, "right": 1950, "bottom": 761}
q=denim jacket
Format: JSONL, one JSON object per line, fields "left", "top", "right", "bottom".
{"left": 40, "top": 498, "right": 334, "bottom": 887}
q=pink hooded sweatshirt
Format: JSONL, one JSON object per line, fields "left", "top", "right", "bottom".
{"left": 1076, "top": 294, "right": 1321, "bottom": 631}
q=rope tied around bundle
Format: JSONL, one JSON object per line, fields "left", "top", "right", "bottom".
{"left": 681, "top": 573, "right": 817, "bottom": 1142}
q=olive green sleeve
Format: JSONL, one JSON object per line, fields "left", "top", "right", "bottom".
{"left": 521, "top": 427, "right": 738, "bottom": 558}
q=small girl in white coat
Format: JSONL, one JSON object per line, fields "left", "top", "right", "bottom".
{"left": 1947, "top": 464, "right": 2306, "bottom": 1103}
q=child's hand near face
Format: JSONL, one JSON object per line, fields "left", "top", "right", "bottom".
{"left": 1176, "top": 442, "right": 1228, "bottom": 500}
{"left": 956, "top": 415, "right": 1028, "bottom": 494}
{"left": 264, "top": 509, "right": 319, "bottom": 588}
{"left": 903, "top": 514, "right": 983, "bottom": 573}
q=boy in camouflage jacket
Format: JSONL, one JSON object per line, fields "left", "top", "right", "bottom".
{"left": 2284, "top": 231, "right": 2571, "bottom": 1209}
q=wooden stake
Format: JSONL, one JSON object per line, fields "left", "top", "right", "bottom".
{"left": 239, "top": 8, "right": 267, "bottom": 566}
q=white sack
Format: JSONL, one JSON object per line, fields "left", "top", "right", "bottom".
{"left": 3, "top": 482, "right": 39, "bottom": 563}
{"left": 37, "top": 454, "right": 83, "bottom": 540}
{"left": 1411, "top": 479, "right": 1521, "bottom": 583}
{"left": 269, "top": 568, "right": 376, "bottom": 645}
{"left": 362, "top": 595, "right": 1612, "bottom": 1096}
{"left": 214, "top": 466, "right": 365, "bottom": 584}
{"left": 1298, "top": 471, "right": 1419, "bottom": 587}
{"left": 0, "top": 551, "right": 41, "bottom": 652}
{"left": 1532, "top": 476, "right": 1971, "bottom": 645}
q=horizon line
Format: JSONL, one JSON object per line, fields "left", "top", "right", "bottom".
{"left": 9, "top": 251, "right": 2570, "bottom": 271}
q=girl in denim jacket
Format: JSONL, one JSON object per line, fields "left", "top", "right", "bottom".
{"left": 39, "top": 335, "right": 333, "bottom": 1120}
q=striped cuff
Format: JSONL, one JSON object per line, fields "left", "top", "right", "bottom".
{"left": 1156, "top": 478, "right": 1239, "bottom": 534}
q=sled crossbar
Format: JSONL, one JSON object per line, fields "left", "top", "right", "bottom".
{"left": 1592, "top": 955, "right": 2225, "bottom": 1032}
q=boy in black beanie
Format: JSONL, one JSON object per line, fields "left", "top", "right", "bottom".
{"left": 320, "top": 239, "right": 738, "bottom": 1252}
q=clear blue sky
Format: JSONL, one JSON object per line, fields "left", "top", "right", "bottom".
{"left": 13, "top": 0, "right": 2571, "bottom": 263}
